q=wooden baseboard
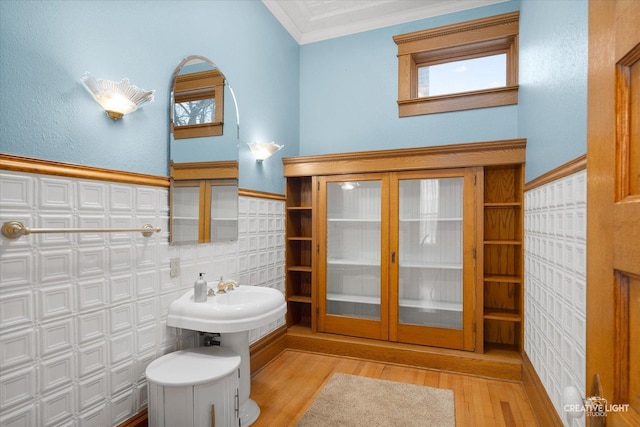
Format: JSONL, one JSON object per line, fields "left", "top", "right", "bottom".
{"left": 521, "top": 351, "right": 564, "bottom": 427}
{"left": 249, "top": 326, "right": 287, "bottom": 375}
{"left": 286, "top": 325, "right": 522, "bottom": 381}
{"left": 116, "top": 409, "right": 147, "bottom": 427}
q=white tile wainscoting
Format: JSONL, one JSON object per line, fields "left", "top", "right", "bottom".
{"left": 0, "top": 170, "right": 285, "bottom": 426}
{"left": 524, "top": 169, "right": 587, "bottom": 427}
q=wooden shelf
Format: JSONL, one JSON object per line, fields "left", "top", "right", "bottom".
{"left": 484, "top": 240, "right": 522, "bottom": 245}
{"left": 484, "top": 275, "right": 521, "bottom": 283}
{"left": 287, "top": 265, "right": 312, "bottom": 272}
{"left": 288, "top": 295, "right": 312, "bottom": 304}
{"left": 483, "top": 342, "right": 521, "bottom": 355}
{"left": 484, "top": 310, "right": 522, "bottom": 322}
{"left": 287, "top": 300, "right": 312, "bottom": 328}
{"left": 484, "top": 202, "right": 521, "bottom": 208}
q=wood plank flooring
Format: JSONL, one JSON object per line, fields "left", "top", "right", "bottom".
{"left": 250, "top": 350, "right": 538, "bottom": 426}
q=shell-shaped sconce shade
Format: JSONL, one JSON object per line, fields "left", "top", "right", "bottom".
{"left": 248, "top": 142, "right": 284, "bottom": 162}
{"left": 81, "top": 73, "right": 155, "bottom": 120}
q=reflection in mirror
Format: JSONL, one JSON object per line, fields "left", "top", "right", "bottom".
{"left": 169, "top": 55, "right": 239, "bottom": 245}
{"left": 173, "top": 67, "right": 224, "bottom": 138}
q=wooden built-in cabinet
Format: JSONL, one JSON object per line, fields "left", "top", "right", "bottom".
{"left": 283, "top": 139, "right": 525, "bottom": 354}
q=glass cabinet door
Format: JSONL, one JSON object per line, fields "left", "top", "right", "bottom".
{"left": 171, "top": 181, "right": 201, "bottom": 244}
{"left": 318, "top": 169, "right": 476, "bottom": 349}
{"left": 208, "top": 180, "right": 238, "bottom": 242}
{"left": 397, "top": 177, "right": 463, "bottom": 327}
{"left": 390, "top": 169, "right": 476, "bottom": 351}
{"left": 319, "top": 174, "right": 389, "bottom": 340}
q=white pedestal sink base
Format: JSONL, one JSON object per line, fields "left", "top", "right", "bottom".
{"left": 219, "top": 331, "right": 259, "bottom": 426}
{"left": 239, "top": 398, "right": 261, "bottom": 426}
{"left": 166, "top": 286, "right": 287, "bottom": 426}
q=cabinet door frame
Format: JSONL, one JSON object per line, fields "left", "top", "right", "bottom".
{"left": 317, "top": 173, "right": 391, "bottom": 340}
{"left": 389, "top": 168, "right": 480, "bottom": 351}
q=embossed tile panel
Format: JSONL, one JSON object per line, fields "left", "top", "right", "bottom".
{"left": 524, "top": 170, "right": 586, "bottom": 426}
{"left": 0, "top": 170, "right": 285, "bottom": 425}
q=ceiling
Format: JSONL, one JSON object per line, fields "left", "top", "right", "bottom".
{"left": 261, "top": 0, "right": 507, "bottom": 44}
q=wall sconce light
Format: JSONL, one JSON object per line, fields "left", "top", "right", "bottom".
{"left": 247, "top": 141, "right": 284, "bottom": 162}
{"left": 81, "top": 73, "right": 154, "bottom": 120}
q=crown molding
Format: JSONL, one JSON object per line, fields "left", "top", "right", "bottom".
{"left": 262, "top": 0, "right": 508, "bottom": 45}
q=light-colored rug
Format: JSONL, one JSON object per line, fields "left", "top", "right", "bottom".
{"left": 297, "top": 373, "right": 455, "bottom": 427}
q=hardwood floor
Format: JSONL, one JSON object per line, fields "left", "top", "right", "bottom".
{"left": 250, "top": 349, "right": 538, "bottom": 426}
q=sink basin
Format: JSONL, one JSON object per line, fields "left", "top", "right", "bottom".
{"left": 167, "top": 285, "right": 286, "bottom": 333}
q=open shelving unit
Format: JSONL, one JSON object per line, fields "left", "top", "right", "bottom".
{"left": 481, "top": 164, "right": 524, "bottom": 352}
{"left": 285, "top": 177, "right": 314, "bottom": 328}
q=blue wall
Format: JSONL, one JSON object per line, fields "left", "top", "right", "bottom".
{"left": 0, "top": 0, "right": 299, "bottom": 194}
{"left": 518, "top": 0, "right": 588, "bottom": 181}
{"left": 299, "top": 1, "right": 520, "bottom": 156}
{"left": 1, "top": 0, "right": 589, "bottom": 190}
{"left": 298, "top": 0, "right": 588, "bottom": 183}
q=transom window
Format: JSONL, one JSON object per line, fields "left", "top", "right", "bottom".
{"left": 394, "top": 11, "right": 519, "bottom": 117}
{"left": 417, "top": 53, "right": 507, "bottom": 97}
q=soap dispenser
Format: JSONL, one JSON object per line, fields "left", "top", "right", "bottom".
{"left": 194, "top": 273, "right": 207, "bottom": 302}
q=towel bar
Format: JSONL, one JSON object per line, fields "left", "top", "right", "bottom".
{"left": 1, "top": 221, "right": 160, "bottom": 239}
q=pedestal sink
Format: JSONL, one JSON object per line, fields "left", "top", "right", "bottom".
{"left": 167, "top": 285, "right": 286, "bottom": 426}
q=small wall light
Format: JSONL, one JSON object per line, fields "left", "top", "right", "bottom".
{"left": 81, "top": 73, "right": 154, "bottom": 120}
{"left": 247, "top": 141, "right": 284, "bottom": 162}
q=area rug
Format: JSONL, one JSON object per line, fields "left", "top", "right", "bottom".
{"left": 297, "top": 373, "right": 455, "bottom": 427}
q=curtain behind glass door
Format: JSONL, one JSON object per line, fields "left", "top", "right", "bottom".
{"left": 326, "top": 180, "right": 382, "bottom": 320}
{"left": 397, "top": 177, "right": 464, "bottom": 329}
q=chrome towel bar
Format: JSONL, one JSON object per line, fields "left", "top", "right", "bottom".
{"left": 1, "top": 221, "right": 160, "bottom": 240}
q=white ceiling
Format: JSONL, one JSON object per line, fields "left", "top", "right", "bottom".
{"left": 261, "top": 0, "right": 507, "bottom": 45}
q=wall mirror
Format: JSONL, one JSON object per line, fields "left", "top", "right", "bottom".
{"left": 169, "top": 55, "right": 239, "bottom": 245}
